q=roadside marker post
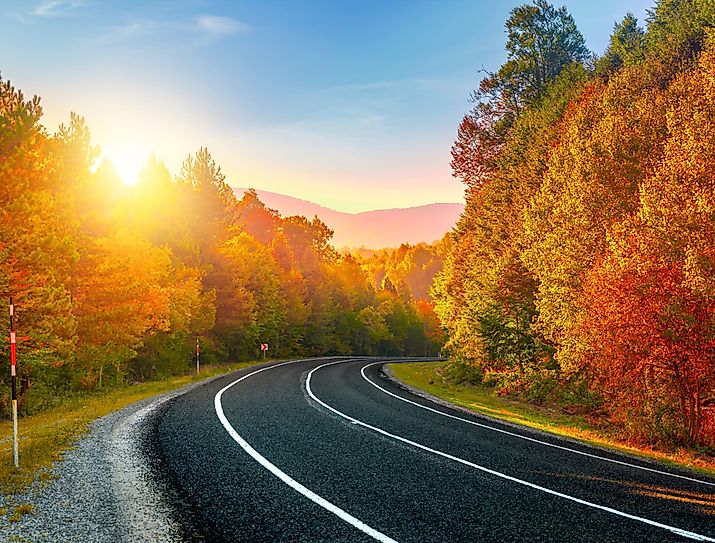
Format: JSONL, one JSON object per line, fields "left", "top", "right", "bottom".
{"left": 9, "top": 298, "right": 18, "bottom": 469}
{"left": 196, "top": 337, "right": 200, "bottom": 375}
{"left": 260, "top": 342, "right": 268, "bottom": 360}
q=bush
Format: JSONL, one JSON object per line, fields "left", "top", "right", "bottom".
{"left": 443, "top": 360, "right": 484, "bottom": 385}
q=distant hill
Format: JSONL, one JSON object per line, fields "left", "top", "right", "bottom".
{"left": 233, "top": 188, "right": 464, "bottom": 249}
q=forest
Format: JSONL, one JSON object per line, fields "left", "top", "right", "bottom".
{"left": 0, "top": 88, "right": 445, "bottom": 413}
{"left": 435, "top": 0, "right": 715, "bottom": 449}
{"left": 2, "top": 0, "right": 714, "bottom": 457}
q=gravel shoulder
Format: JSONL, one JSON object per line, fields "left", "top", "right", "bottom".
{"left": 0, "top": 378, "right": 218, "bottom": 543}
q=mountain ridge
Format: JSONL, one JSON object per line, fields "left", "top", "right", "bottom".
{"left": 233, "top": 187, "right": 464, "bottom": 249}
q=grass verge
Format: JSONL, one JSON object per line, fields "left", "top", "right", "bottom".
{"left": 388, "top": 361, "right": 715, "bottom": 477}
{"left": 0, "top": 360, "right": 261, "bottom": 505}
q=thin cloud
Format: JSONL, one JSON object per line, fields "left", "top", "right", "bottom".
{"left": 31, "top": 0, "right": 89, "bottom": 17}
{"left": 324, "top": 81, "right": 412, "bottom": 93}
{"left": 269, "top": 105, "right": 388, "bottom": 138}
{"left": 90, "top": 20, "right": 156, "bottom": 43}
{"left": 195, "top": 15, "right": 248, "bottom": 37}
{"left": 83, "top": 14, "right": 249, "bottom": 45}
{"left": 358, "top": 112, "right": 386, "bottom": 127}
{"left": 320, "top": 78, "right": 450, "bottom": 95}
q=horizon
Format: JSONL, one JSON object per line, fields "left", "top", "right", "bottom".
{"left": 232, "top": 186, "right": 465, "bottom": 214}
{"left": 1, "top": 0, "right": 651, "bottom": 213}
{"left": 231, "top": 187, "right": 465, "bottom": 248}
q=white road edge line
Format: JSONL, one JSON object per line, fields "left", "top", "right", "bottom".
{"left": 360, "top": 361, "right": 715, "bottom": 488}
{"left": 306, "top": 360, "right": 715, "bottom": 543}
{"left": 214, "top": 358, "right": 399, "bottom": 543}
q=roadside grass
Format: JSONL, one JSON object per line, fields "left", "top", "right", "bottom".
{"left": 0, "top": 360, "right": 260, "bottom": 508}
{"left": 388, "top": 361, "right": 715, "bottom": 477}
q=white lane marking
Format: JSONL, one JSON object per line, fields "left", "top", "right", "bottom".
{"left": 307, "top": 360, "right": 715, "bottom": 542}
{"left": 361, "top": 362, "right": 715, "bottom": 489}
{"left": 214, "top": 358, "right": 399, "bottom": 543}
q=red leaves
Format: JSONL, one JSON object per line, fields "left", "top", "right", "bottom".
{"left": 450, "top": 114, "right": 503, "bottom": 191}
{"left": 582, "top": 221, "right": 715, "bottom": 446}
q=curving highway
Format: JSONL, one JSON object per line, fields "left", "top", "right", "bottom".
{"left": 149, "top": 357, "right": 715, "bottom": 542}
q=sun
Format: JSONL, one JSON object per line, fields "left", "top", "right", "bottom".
{"left": 106, "top": 147, "right": 149, "bottom": 187}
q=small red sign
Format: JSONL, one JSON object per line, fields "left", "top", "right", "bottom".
{"left": 260, "top": 343, "right": 269, "bottom": 351}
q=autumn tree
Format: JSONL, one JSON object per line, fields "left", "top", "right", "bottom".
{"left": 0, "top": 76, "right": 443, "bottom": 414}
{"left": 0, "top": 78, "right": 79, "bottom": 408}
{"left": 235, "top": 189, "right": 281, "bottom": 245}
{"left": 582, "top": 40, "right": 715, "bottom": 445}
{"left": 221, "top": 233, "right": 287, "bottom": 358}
{"left": 583, "top": 223, "right": 715, "bottom": 446}
{"left": 73, "top": 233, "right": 172, "bottom": 387}
{"left": 438, "top": 0, "right": 715, "bottom": 448}
{"left": 358, "top": 239, "right": 447, "bottom": 302}
{"left": 451, "top": 0, "right": 589, "bottom": 190}
{"left": 177, "top": 147, "right": 239, "bottom": 251}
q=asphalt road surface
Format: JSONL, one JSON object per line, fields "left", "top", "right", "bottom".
{"left": 150, "top": 357, "right": 715, "bottom": 542}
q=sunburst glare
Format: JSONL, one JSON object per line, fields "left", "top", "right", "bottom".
{"left": 106, "top": 147, "right": 149, "bottom": 187}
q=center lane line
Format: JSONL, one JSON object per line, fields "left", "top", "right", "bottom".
{"left": 305, "top": 359, "right": 715, "bottom": 542}
{"left": 214, "top": 358, "right": 399, "bottom": 543}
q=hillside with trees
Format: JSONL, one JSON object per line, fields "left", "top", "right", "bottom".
{"left": 0, "top": 87, "right": 444, "bottom": 414}
{"left": 350, "top": 239, "right": 450, "bottom": 356}
{"left": 232, "top": 188, "right": 464, "bottom": 249}
{"left": 434, "top": 0, "right": 715, "bottom": 449}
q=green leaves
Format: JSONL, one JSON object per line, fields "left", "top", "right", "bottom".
{"left": 596, "top": 14, "right": 645, "bottom": 76}
{"left": 503, "top": 0, "right": 589, "bottom": 104}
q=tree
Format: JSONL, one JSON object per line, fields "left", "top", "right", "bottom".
{"left": 645, "top": 0, "right": 715, "bottom": 67}
{"left": 0, "top": 78, "right": 80, "bottom": 409}
{"left": 585, "top": 39, "right": 715, "bottom": 445}
{"left": 596, "top": 14, "right": 645, "bottom": 76}
{"left": 415, "top": 299, "right": 446, "bottom": 356}
{"left": 451, "top": 0, "right": 589, "bottom": 192}
{"left": 498, "top": 0, "right": 589, "bottom": 106}
{"left": 176, "top": 147, "right": 240, "bottom": 251}
{"left": 221, "top": 233, "right": 287, "bottom": 358}
{"left": 73, "top": 232, "right": 172, "bottom": 387}
{"left": 466, "top": 65, "right": 587, "bottom": 370}
{"left": 236, "top": 189, "right": 281, "bottom": 245}
{"left": 582, "top": 221, "right": 714, "bottom": 445}
{"left": 0, "top": 72, "right": 447, "bottom": 415}
{"left": 440, "top": 61, "right": 588, "bottom": 378}
{"left": 440, "top": 0, "right": 715, "bottom": 447}
{"left": 521, "top": 65, "right": 669, "bottom": 373}
{"left": 175, "top": 148, "right": 242, "bottom": 352}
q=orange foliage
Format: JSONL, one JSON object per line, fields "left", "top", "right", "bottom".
{"left": 583, "top": 224, "right": 715, "bottom": 445}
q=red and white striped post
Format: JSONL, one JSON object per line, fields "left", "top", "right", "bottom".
{"left": 196, "top": 337, "right": 200, "bottom": 375}
{"left": 9, "top": 298, "right": 18, "bottom": 469}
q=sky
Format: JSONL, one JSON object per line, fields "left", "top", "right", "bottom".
{"left": 1, "top": 0, "right": 653, "bottom": 212}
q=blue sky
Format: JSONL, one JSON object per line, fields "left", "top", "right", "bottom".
{"left": 1, "top": 0, "right": 653, "bottom": 212}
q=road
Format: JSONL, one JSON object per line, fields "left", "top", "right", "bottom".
{"left": 149, "top": 357, "right": 715, "bottom": 542}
